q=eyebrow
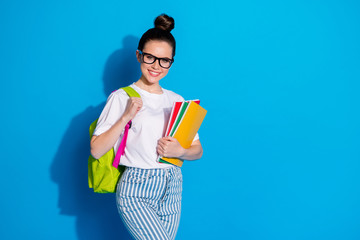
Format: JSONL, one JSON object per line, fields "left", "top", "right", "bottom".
{"left": 143, "top": 52, "right": 172, "bottom": 60}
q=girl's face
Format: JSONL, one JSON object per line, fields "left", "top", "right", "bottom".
{"left": 136, "top": 40, "right": 173, "bottom": 85}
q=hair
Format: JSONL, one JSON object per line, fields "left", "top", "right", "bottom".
{"left": 138, "top": 14, "right": 176, "bottom": 57}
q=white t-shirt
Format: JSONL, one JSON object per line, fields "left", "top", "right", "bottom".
{"left": 93, "top": 83, "right": 199, "bottom": 169}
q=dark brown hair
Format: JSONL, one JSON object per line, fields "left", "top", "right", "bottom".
{"left": 138, "top": 14, "right": 176, "bottom": 57}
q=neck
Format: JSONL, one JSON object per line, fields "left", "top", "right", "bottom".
{"left": 135, "top": 77, "right": 163, "bottom": 94}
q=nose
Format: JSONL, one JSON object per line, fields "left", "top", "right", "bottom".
{"left": 151, "top": 59, "right": 160, "bottom": 69}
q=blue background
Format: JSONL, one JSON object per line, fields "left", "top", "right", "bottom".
{"left": 1, "top": 1, "right": 359, "bottom": 239}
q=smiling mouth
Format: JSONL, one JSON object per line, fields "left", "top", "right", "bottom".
{"left": 148, "top": 70, "right": 161, "bottom": 77}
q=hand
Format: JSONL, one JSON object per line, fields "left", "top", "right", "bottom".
{"left": 157, "top": 136, "right": 185, "bottom": 158}
{"left": 123, "top": 97, "right": 142, "bottom": 121}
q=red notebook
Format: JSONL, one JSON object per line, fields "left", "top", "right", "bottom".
{"left": 165, "top": 100, "right": 200, "bottom": 136}
{"left": 165, "top": 102, "right": 183, "bottom": 136}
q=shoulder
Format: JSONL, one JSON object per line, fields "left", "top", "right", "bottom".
{"left": 101, "top": 88, "right": 131, "bottom": 110}
{"left": 106, "top": 88, "right": 130, "bottom": 102}
{"left": 162, "top": 88, "right": 185, "bottom": 102}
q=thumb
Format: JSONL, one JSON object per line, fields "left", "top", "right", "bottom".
{"left": 165, "top": 136, "right": 177, "bottom": 142}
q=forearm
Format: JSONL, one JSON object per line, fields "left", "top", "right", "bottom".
{"left": 179, "top": 141, "right": 203, "bottom": 161}
{"left": 90, "top": 116, "right": 130, "bottom": 159}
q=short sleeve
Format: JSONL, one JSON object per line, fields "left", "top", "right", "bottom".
{"left": 193, "top": 132, "right": 200, "bottom": 142}
{"left": 93, "top": 91, "right": 127, "bottom": 136}
{"left": 175, "top": 95, "right": 184, "bottom": 103}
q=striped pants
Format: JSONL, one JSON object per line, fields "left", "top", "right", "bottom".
{"left": 116, "top": 167, "right": 183, "bottom": 240}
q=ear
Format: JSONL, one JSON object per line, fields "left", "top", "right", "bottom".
{"left": 136, "top": 50, "right": 141, "bottom": 63}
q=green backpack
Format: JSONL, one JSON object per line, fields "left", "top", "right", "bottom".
{"left": 88, "top": 86, "right": 141, "bottom": 193}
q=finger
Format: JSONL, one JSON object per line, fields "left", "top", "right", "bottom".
{"left": 156, "top": 146, "right": 163, "bottom": 155}
{"left": 158, "top": 138, "right": 168, "bottom": 146}
{"left": 160, "top": 136, "right": 169, "bottom": 141}
{"left": 166, "top": 136, "right": 178, "bottom": 144}
{"left": 129, "top": 97, "right": 142, "bottom": 105}
{"left": 130, "top": 100, "right": 141, "bottom": 106}
{"left": 130, "top": 99, "right": 142, "bottom": 111}
{"left": 158, "top": 141, "right": 167, "bottom": 151}
{"left": 132, "top": 97, "right": 142, "bottom": 105}
{"left": 161, "top": 137, "right": 172, "bottom": 144}
{"left": 165, "top": 136, "right": 177, "bottom": 143}
{"left": 157, "top": 140, "right": 164, "bottom": 148}
{"left": 157, "top": 146, "right": 166, "bottom": 157}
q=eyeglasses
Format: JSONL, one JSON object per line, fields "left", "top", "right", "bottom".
{"left": 139, "top": 51, "right": 174, "bottom": 69}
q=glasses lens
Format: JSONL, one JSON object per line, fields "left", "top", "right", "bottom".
{"left": 159, "top": 59, "right": 172, "bottom": 68}
{"left": 143, "top": 54, "right": 155, "bottom": 64}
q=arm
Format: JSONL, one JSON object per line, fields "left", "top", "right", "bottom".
{"left": 90, "top": 97, "right": 142, "bottom": 159}
{"left": 157, "top": 137, "right": 203, "bottom": 161}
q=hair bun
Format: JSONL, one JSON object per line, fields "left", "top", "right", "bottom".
{"left": 154, "top": 14, "right": 174, "bottom": 32}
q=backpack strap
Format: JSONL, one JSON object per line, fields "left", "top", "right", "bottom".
{"left": 122, "top": 86, "right": 141, "bottom": 98}
{"left": 112, "top": 86, "right": 140, "bottom": 168}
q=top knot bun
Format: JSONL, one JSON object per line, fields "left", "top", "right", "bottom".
{"left": 154, "top": 14, "right": 175, "bottom": 32}
{"left": 138, "top": 14, "right": 176, "bottom": 56}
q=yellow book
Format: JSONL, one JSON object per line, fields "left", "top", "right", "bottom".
{"left": 160, "top": 101, "right": 207, "bottom": 167}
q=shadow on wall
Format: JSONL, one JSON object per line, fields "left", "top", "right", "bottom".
{"left": 51, "top": 35, "right": 140, "bottom": 240}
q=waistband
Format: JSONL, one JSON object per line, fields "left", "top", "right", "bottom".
{"left": 125, "top": 166, "right": 181, "bottom": 177}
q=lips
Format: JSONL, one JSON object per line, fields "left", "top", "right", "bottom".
{"left": 148, "top": 70, "right": 161, "bottom": 77}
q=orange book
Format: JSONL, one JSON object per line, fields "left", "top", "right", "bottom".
{"left": 160, "top": 101, "right": 207, "bottom": 167}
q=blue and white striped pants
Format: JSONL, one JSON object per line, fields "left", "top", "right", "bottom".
{"left": 116, "top": 167, "right": 183, "bottom": 240}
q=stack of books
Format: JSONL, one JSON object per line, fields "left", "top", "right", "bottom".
{"left": 159, "top": 99, "right": 207, "bottom": 167}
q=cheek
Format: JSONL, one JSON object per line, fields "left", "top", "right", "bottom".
{"left": 162, "top": 69, "right": 169, "bottom": 76}
{"left": 140, "top": 64, "right": 148, "bottom": 74}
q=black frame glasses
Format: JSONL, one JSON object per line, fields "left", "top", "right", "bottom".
{"left": 139, "top": 51, "right": 174, "bottom": 69}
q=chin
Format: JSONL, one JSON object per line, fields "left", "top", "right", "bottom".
{"left": 142, "top": 76, "right": 159, "bottom": 85}
{"left": 145, "top": 73, "right": 166, "bottom": 84}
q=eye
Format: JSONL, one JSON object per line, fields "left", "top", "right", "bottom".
{"left": 144, "top": 54, "right": 155, "bottom": 61}
{"left": 160, "top": 58, "right": 171, "bottom": 64}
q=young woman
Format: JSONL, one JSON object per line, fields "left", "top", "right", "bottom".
{"left": 90, "top": 14, "right": 203, "bottom": 240}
